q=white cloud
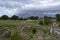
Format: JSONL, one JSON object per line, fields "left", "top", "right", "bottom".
{"left": 0, "top": 7, "right": 17, "bottom": 16}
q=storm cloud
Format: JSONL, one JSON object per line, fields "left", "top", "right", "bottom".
{"left": 0, "top": 0, "right": 60, "bottom": 17}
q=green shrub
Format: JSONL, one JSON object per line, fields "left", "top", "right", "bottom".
{"left": 39, "top": 20, "right": 44, "bottom": 25}
{"left": 30, "top": 34, "right": 34, "bottom": 39}
{"left": 42, "top": 29, "right": 49, "bottom": 34}
{"left": 10, "top": 31, "right": 23, "bottom": 40}
{"left": 32, "top": 28, "right": 37, "bottom": 34}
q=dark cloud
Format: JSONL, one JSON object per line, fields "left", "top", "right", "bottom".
{"left": 0, "top": 0, "right": 60, "bottom": 17}
{"left": 17, "top": 5, "right": 60, "bottom": 17}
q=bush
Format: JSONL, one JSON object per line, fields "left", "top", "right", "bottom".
{"left": 10, "top": 31, "right": 23, "bottom": 40}
{"left": 41, "top": 27, "right": 49, "bottom": 34}
{"left": 39, "top": 20, "right": 44, "bottom": 25}
{"left": 56, "top": 14, "right": 60, "bottom": 21}
{"left": 44, "top": 16, "right": 52, "bottom": 25}
{"left": 32, "top": 28, "right": 37, "bottom": 34}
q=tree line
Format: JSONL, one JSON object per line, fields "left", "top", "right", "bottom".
{"left": 0, "top": 15, "right": 39, "bottom": 20}
{"left": 0, "top": 14, "right": 60, "bottom": 21}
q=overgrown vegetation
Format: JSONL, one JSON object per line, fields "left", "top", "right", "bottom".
{"left": 10, "top": 30, "right": 23, "bottom": 40}
{"left": 0, "top": 14, "right": 60, "bottom": 40}
{"left": 39, "top": 20, "right": 44, "bottom": 25}
{"left": 31, "top": 28, "right": 37, "bottom": 34}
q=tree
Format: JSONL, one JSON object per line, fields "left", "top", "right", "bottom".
{"left": 56, "top": 14, "right": 60, "bottom": 21}
{"left": 39, "top": 20, "right": 44, "bottom": 25}
{"left": 23, "top": 18, "right": 27, "bottom": 20}
{"left": 28, "top": 16, "right": 38, "bottom": 20}
{"left": 11, "top": 15, "right": 19, "bottom": 20}
{"left": 1, "top": 15, "right": 9, "bottom": 20}
{"left": 44, "top": 16, "right": 52, "bottom": 25}
{"left": 19, "top": 17, "right": 24, "bottom": 20}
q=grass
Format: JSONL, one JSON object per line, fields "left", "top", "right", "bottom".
{"left": 0, "top": 20, "right": 22, "bottom": 26}
{"left": 0, "top": 20, "right": 59, "bottom": 40}
{"left": 10, "top": 30, "right": 24, "bottom": 40}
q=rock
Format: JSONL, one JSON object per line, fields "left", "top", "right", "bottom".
{"left": 3, "top": 30, "right": 11, "bottom": 38}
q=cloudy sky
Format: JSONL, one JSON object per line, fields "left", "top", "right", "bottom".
{"left": 0, "top": 0, "right": 60, "bottom": 17}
